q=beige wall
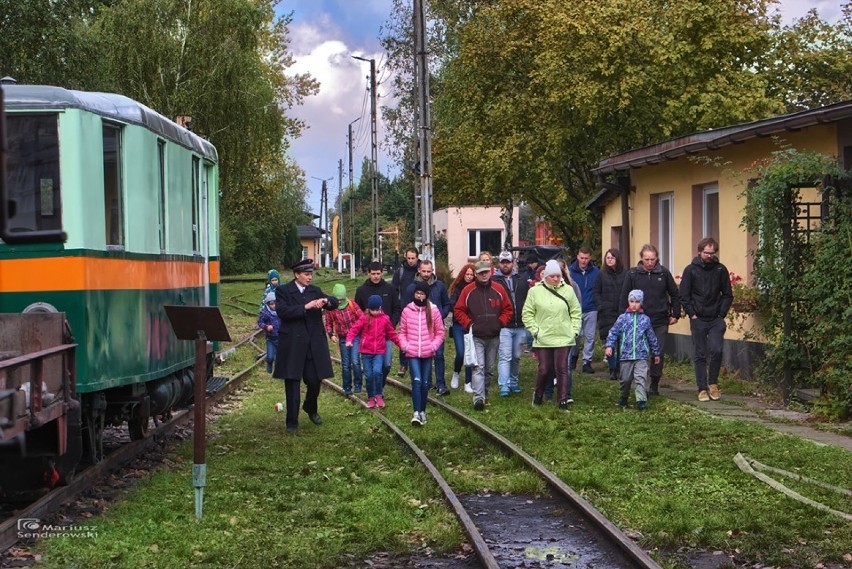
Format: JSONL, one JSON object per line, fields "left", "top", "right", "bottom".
{"left": 300, "top": 237, "right": 320, "bottom": 261}
{"left": 600, "top": 124, "right": 839, "bottom": 340}
{"left": 434, "top": 206, "right": 520, "bottom": 275}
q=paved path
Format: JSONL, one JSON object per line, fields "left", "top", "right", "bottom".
{"left": 657, "top": 379, "right": 852, "bottom": 453}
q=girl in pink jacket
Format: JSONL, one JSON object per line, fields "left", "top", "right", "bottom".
{"left": 346, "top": 295, "right": 402, "bottom": 409}
{"left": 398, "top": 281, "right": 445, "bottom": 426}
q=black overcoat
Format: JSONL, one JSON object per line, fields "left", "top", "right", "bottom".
{"left": 273, "top": 280, "right": 338, "bottom": 380}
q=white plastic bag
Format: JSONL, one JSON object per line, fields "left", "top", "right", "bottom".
{"left": 463, "top": 326, "right": 478, "bottom": 367}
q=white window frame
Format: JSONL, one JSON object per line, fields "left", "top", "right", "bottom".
{"left": 658, "top": 193, "right": 674, "bottom": 270}
{"left": 467, "top": 228, "right": 503, "bottom": 258}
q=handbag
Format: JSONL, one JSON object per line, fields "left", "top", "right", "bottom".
{"left": 463, "top": 325, "right": 479, "bottom": 367}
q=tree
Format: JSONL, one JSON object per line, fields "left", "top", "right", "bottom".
{"left": 427, "top": 0, "right": 786, "bottom": 249}
{"left": 765, "top": 2, "right": 852, "bottom": 111}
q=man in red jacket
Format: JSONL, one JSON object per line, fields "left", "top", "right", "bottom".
{"left": 454, "top": 261, "right": 514, "bottom": 410}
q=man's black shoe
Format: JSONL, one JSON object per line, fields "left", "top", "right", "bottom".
{"left": 582, "top": 362, "right": 594, "bottom": 374}
{"left": 437, "top": 386, "right": 450, "bottom": 396}
{"left": 308, "top": 413, "right": 323, "bottom": 425}
{"left": 286, "top": 425, "right": 297, "bottom": 434}
{"left": 533, "top": 394, "right": 543, "bottom": 406}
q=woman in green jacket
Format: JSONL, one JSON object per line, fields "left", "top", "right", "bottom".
{"left": 522, "top": 260, "right": 582, "bottom": 410}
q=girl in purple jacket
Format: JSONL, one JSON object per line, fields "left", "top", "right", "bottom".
{"left": 346, "top": 295, "right": 402, "bottom": 409}
{"left": 399, "top": 282, "right": 445, "bottom": 425}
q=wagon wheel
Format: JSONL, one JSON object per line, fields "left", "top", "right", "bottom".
{"left": 128, "top": 416, "right": 150, "bottom": 440}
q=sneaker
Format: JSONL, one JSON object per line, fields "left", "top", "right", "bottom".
{"left": 636, "top": 401, "right": 648, "bottom": 411}
{"left": 500, "top": 389, "right": 510, "bottom": 397}
{"left": 376, "top": 394, "right": 385, "bottom": 408}
{"left": 510, "top": 384, "right": 522, "bottom": 393}
{"left": 708, "top": 384, "right": 721, "bottom": 401}
{"left": 473, "top": 398, "right": 485, "bottom": 410}
{"left": 558, "top": 399, "right": 571, "bottom": 411}
{"left": 698, "top": 390, "right": 710, "bottom": 402}
{"left": 618, "top": 397, "right": 628, "bottom": 409}
{"left": 582, "top": 362, "right": 594, "bottom": 374}
{"left": 411, "top": 412, "right": 422, "bottom": 426}
{"left": 354, "top": 386, "right": 362, "bottom": 393}
{"left": 437, "top": 386, "right": 450, "bottom": 396}
{"left": 367, "top": 397, "right": 376, "bottom": 409}
{"left": 420, "top": 411, "right": 427, "bottom": 424}
{"left": 565, "top": 398, "right": 574, "bottom": 404}
{"left": 396, "top": 367, "right": 407, "bottom": 377}
{"left": 464, "top": 382, "right": 474, "bottom": 394}
{"left": 450, "top": 373, "right": 459, "bottom": 389}
{"left": 343, "top": 389, "right": 353, "bottom": 396}
{"left": 533, "top": 393, "right": 543, "bottom": 406}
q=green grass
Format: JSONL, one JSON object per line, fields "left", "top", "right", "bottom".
{"left": 34, "top": 274, "right": 852, "bottom": 568}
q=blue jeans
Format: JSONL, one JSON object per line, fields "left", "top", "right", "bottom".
{"left": 338, "top": 338, "right": 362, "bottom": 392}
{"left": 451, "top": 323, "right": 472, "bottom": 384}
{"left": 498, "top": 327, "right": 525, "bottom": 391}
{"left": 361, "top": 354, "right": 385, "bottom": 398}
{"left": 408, "top": 357, "right": 433, "bottom": 413}
{"left": 265, "top": 337, "right": 277, "bottom": 372}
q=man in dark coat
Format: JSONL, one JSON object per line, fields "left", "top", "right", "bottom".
{"left": 391, "top": 247, "right": 420, "bottom": 376}
{"left": 679, "top": 237, "right": 733, "bottom": 402}
{"left": 619, "top": 244, "right": 680, "bottom": 395}
{"left": 274, "top": 258, "right": 338, "bottom": 433}
{"left": 354, "top": 261, "right": 401, "bottom": 387}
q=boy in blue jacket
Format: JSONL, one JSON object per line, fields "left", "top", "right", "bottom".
{"left": 257, "top": 292, "right": 280, "bottom": 372}
{"left": 605, "top": 289, "right": 661, "bottom": 410}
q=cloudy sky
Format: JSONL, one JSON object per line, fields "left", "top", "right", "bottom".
{"left": 279, "top": 0, "right": 845, "bottom": 215}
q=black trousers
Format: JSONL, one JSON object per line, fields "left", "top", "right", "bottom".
{"left": 284, "top": 357, "right": 321, "bottom": 429}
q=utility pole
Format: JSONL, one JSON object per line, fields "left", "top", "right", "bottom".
{"left": 348, "top": 117, "right": 360, "bottom": 278}
{"left": 414, "top": 0, "right": 434, "bottom": 261}
{"left": 353, "top": 55, "right": 379, "bottom": 262}
{"left": 311, "top": 176, "right": 333, "bottom": 267}
{"left": 337, "top": 158, "right": 343, "bottom": 272}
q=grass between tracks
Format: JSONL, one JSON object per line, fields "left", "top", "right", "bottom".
{"left": 35, "top": 275, "right": 852, "bottom": 569}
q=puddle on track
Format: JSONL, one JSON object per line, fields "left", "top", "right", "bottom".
{"left": 356, "top": 492, "right": 640, "bottom": 568}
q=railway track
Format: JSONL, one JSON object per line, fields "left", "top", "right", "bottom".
{"left": 321, "top": 367, "right": 662, "bottom": 568}
{"left": 0, "top": 331, "right": 264, "bottom": 554}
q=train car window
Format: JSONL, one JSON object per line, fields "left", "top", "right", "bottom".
{"left": 191, "top": 155, "right": 199, "bottom": 254}
{"left": 103, "top": 122, "right": 124, "bottom": 248}
{"left": 158, "top": 139, "right": 167, "bottom": 252}
{"left": 2, "top": 113, "right": 63, "bottom": 239}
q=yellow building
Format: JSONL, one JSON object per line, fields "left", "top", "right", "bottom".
{"left": 588, "top": 101, "right": 852, "bottom": 376}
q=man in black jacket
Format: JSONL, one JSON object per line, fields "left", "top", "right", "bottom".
{"left": 355, "top": 261, "right": 402, "bottom": 388}
{"left": 391, "top": 247, "right": 420, "bottom": 376}
{"left": 492, "top": 251, "right": 530, "bottom": 396}
{"left": 679, "top": 237, "right": 733, "bottom": 402}
{"left": 274, "top": 259, "right": 339, "bottom": 433}
{"left": 619, "top": 244, "right": 680, "bottom": 395}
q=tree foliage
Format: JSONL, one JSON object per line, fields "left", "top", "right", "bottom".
{"left": 1, "top": 0, "right": 315, "bottom": 274}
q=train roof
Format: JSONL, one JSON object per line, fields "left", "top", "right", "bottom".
{"left": 2, "top": 84, "right": 217, "bottom": 162}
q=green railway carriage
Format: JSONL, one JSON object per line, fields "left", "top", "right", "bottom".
{"left": 0, "top": 85, "right": 220, "bottom": 493}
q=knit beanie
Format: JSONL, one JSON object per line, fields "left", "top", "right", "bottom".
{"left": 268, "top": 269, "right": 280, "bottom": 281}
{"left": 264, "top": 292, "right": 276, "bottom": 304}
{"left": 332, "top": 283, "right": 348, "bottom": 309}
{"left": 628, "top": 289, "right": 644, "bottom": 305}
{"left": 542, "top": 259, "right": 561, "bottom": 279}
{"left": 413, "top": 281, "right": 430, "bottom": 298}
{"left": 367, "top": 295, "right": 383, "bottom": 310}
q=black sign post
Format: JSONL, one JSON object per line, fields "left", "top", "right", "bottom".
{"left": 164, "top": 305, "right": 231, "bottom": 520}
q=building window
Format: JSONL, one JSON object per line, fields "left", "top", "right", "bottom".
{"left": 610, "top": 226, "right": 622, "bottom": 252}
{"left": 658, "top": 193, "right": 673, "bottom": 270}
{"left": 103, "top": 122, "right": 124, "bottom": 248}
{"left": 301, "top": 246, "right": 309, "bottom": 260}
{"left": 158, "top": 140, "right": 167, "bottom": 252}
{"left": 703, "top": 186, "right": 719, "bottom": 244}
{"left": 468, "top": 229, "right": 502, "bottom": 258}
